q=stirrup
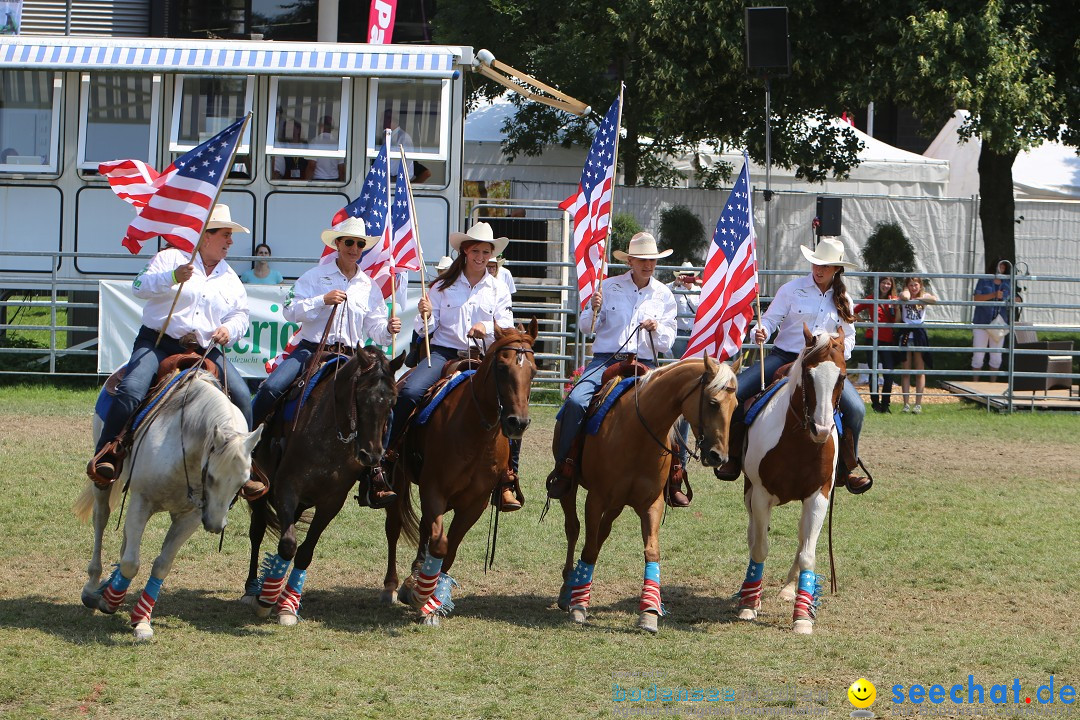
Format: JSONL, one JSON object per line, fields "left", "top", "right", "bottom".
{"left": 664, "top": 464, "right": 692, "bottom": 508}
{"left": 357, "top": 467, "right": 397, "bottom": 509}
{"left": 493, "top": 469, "right": 524, "bottom": 512}
{"left": 87, "top": 443, "right": 124, "bottom": 487}
{"left": 545, "top": 462, "right": 574, "bottom": 500}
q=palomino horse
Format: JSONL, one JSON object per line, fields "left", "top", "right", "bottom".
{"left": 75, "top": 369, "right": 263, "bottom": 642}
{"left": 736, "top": 326, "right": 846, "bottom": 634}
{"left": 385, "top": 321, "right": 538, "bottom": 625}
{"left": 555, "top": 356, "right": 738, "bottom": 633}
{"left": 242, "top": 346, "right": 401, "bottom": 625}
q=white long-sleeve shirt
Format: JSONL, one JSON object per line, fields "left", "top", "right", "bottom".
{"left": 416, "top": 271, "right": 513, "bottom": 350}
{"left": 754, "top": 273, "right": 856, "bottom": 359}
{"left": 283, "top": 261, "right": 393, "bottom": 347}
{"left": 132, "top": 247, "right": 249, "bottom": 348}
{"left": 668, "top": 280, "right": 700, "bottom": 334}
{"left": 581, "top": 272, "right": 677, "bottom": 360}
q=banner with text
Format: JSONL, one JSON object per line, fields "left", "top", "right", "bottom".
{"left": 367, "top": 0, "right": 397, "bottom": 43}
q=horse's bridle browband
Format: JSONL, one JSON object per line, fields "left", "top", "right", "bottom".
{"left": 792, "top": 347, "right": 846, "bottom": 432}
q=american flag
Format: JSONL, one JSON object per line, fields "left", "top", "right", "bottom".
{"left": 390, "top": 170, "right": 420, "bottom": 272}
{"left": 682, "top": 155, "right": 758, "bottom": 361}
{"left": 100, "top": 116, "right": 247, "bottom": 255}
{"left": 559, "top": 94, "right": 620, "bottom": 311}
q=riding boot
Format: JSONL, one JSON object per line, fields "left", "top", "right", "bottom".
{"left": 87, "top": 440, "right": 126, "bottom": 488}
{"left": 357, "top": 463, "right": 398, "bottom": 509}
{"left": 494, "top": 467, "right": 524, "bottom": 512}
{"left": 545, "top": 459, "right": 576, "bottom": 499}
{"left": 836, "top": 431, "right": 872, "bottom": 495}
{"left": 713, "top": 420, "right": 745, "bottom": 481}
{"left": 240, "top": 462, "right": 269, "bottom": 502}
{"left": 664, "top": 462, "right": 692, "bottom": 508}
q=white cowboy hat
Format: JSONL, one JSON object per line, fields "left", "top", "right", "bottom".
{"left": 435, "top": 255, "right": 453, "bottom": 271}
{"left": 613, "top": 231, "right": 673, "bottom": 262}
{"left": 486, "top": 255, "right": 506, "bottom": 269}
{"left": 449, "top": 221, "right": 509, "bottom": 255}
{"left": 205, "top": 204, "right": 250, "bottom": 234}
{"left": 676, "top": 261, "right": 701, "bottom": 277}
{"left": 320, "top": 216, "right": 377, "bottom": 250}
{"left": 800, "top": 237, "right": 859, "bottom": 269}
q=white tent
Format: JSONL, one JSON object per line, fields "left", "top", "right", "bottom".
{"left": 924, "top": 110, "right": 1080, "bottom": 200}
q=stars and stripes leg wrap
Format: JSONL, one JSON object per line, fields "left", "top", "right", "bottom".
{"left": 130, "top": 575, "right": 163, "bottom": 626}
{"left": 277, "top": 568, "right": 307, "bottom": 617}
{"left": 793, "top": 570, "right": 819, "bottom": 623}
{"left": 739, "top": 559, "right": 764, "bottom": 610}
{"left": 420, "top": 574, "right": 459, "bottom": 618}
{"left": 99, "top": 566, "right": 133, "bottom": 614}
{"left": 638, "top": 561, "right": 663, "bottom": 615}
{"left": 568, "top": 559, "right": 595, "bottom": 611}
{"left": 412, "top": 553, "right": 443, "bottom": 610}
{"left": 257, "top": 553, "right": 291, "bottom": 608}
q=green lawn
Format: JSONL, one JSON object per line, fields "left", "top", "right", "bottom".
{"left": 0, "top": 386, "right": 1077, "bottom": 719}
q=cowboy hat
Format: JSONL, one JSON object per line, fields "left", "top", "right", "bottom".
{"left": 613, "top": 232, "right": 673, "bottom": 262}
{"left": 435, "top": 255, "right": 453, "bottom": 271}
{"left": 486, "top": 255, "right": 506, "bottom": 269}
{"left": 320, "top": 216, "right": 377, "bottom": 250}
{"left": 800, "top": 237, "right": 859, "bottom": 269}
{"left": 449, "top": 221, "right": 509, "bottom": 255}
{"left": 205, "top": 204, "right": 250, "bottom": 234}
{"left": 675, "top": 261, "right": 701, "bottom": 278}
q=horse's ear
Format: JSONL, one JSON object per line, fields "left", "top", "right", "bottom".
{"left": 835, "top": 325, "right": 845, "bottom": 344}
{"left": 527, "top": 316, "right": 539, "bottom": 341}
{"left": 244, "top": 424, "right": 265, "bottom": 455}
{"left": 389, "top": 351, "right": 407, "bottom": 374}
{"left": 803, "top": 323, "right": 814, "bottom": 346}
{"left": 731, "top": 351, "right": 745, "bottom": 374}
{"left": 703, "top": 350, "right": 719, "bottom": 378}
{"left": 493, "top": 324, "right": 507, "bottom": 339}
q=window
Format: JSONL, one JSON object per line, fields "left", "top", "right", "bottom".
{"left": 78, "top": 73, "right": 161, "bottom": 172}
{"left": 266, "top": 76, "right": 349, "bottom": 183}
{"left": 170, "top": 74, "right": 254, "bottom": 177}
{"left": 368, "top": 78, "right": 449, "bottom": 186}
{"left": 0, "top": 70, "right": 61, "bottom": 174}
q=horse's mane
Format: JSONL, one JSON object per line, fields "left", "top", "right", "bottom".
{"left": 639, "top": 358, "right": 734, "bottom": 394}
{"left": 788, "top": 331, "right": 838, "bottom": 388}
{"left": 153, "top": 369, "right": 247, "bottom": 451}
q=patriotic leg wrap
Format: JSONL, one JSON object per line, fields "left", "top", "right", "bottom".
{"left": 277, "top": 568, "right": 307, "bottom": 617}
{"left": 638, "top": 561, "right": 663, "bottom": 615}
{"left": 739, "top": 560, "right": 765, "bottom": 610}
{"left": 99, "top": 566, "right": 133, "bottom": 614}
{"left": 257, "top": 553, "right": 291, "bottom": 608}
{"left": 130, "top": 575, "right": 163, "bottom": 626}
{"left": 420, "top": 574, "right": 459, "bottom": 617}
{"left": 568, "top": 559, "right": 595, "bottom": 611}
{"left": 412, "top": 553, "right": 443, "bottom": 611}
{"left": 793, "top": 570, "right": 819, "bottom": 623}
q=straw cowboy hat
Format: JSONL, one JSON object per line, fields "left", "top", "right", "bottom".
{"left": 205, "top": 204, "right": 250, "bottom": 234}
{"left": 435, "top": 255, "right": 453, "bottom": 271}
{"left": 486, "top": 255, "right": 506, "bottom": 269}
{"left": 613, "top": 231, "right": 673, "bottom": 262}
{"left": 320, "top": 216, "right": 377, "bottom": 250}
{"left": 800, "top": 237, "right": 859, "bottom": 269}
{"left": 676, "top": 261, "right": 701, "bottom": 278}
{"left": 449, "top": 221, "right": 509, "bottom": 255}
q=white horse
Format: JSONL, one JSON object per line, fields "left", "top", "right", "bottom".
{"left": 737, "top": 327, "right": 846, "bottom": 634}
{"left": 74, "top": 369, "right": 263, "bottom": 642}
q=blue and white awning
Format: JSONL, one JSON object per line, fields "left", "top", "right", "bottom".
{"left": 0, "top": 37, "right": 466, "bottom": 78}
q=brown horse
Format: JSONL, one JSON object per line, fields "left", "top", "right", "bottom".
{"left": 736, "top": 326, "right": 846, "bottom": 634}
{"left": 384, "top": 321, "right": 538, "bottom": 625}
{"left": 554, "top": 356, "right": 738, "bottom": 633}
{"left": 241, "top": 346, "right": 402, "bottom": 625}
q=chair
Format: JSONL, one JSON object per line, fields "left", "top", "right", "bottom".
{"left": 1013, "top": 341, "right": 1074, "bottom": 395}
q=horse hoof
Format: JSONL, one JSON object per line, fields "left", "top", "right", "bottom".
{"left": 132, "top": 621, "right": 153, "bottom": 642}
{"left": 278, "top": 611, "right": 299, "bottom": 627}
{"left": 793, "top": 619, "right": 814, "bottom": 635}
{"left": 737, "top": 607, "right": 758, "bottom": 621}
{"left": 636, "top": 612, "right": 659, "bottom": 634}
{"left": 81, "top": 589, "right": 102, "bottom": 611}
{"left": 243, "top": 596, "right": 273, "bottom": 620}
{"left": 420, "top": 613, "right": 441, "bottom": 627}
{"left": 569, "top": 607, "right": 587, "bottom": 625}
{"left": 778, "top": 587, "right": 796, "bottom": 603}
{"left": 379, "top": 589, "right": 398, "bottom": 606}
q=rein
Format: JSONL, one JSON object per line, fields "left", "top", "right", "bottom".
{"left": 787, "top": 348, "right": 846, "bottom": 432}
{"left": 469, "top": 337, "right": 535, "bottom": 432}
{"left": 633, "top": 358, "right": 708, "bottom": 462}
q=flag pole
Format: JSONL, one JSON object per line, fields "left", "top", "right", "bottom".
{"left": 589, "top": 83, "right": 624, "bottom": 336}
{"left": 156, "top": 112, "right": 252, "bottom": 347}
{"left": 383, "top": 129, "right": 397, "bottom": 358}
{"left": 400, "top": 145, "right": 432, "bottom": 367}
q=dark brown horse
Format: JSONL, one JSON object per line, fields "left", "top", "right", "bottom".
{"left": 737, "top": 326, "right": 846, "bottom": 634}
{"left": 554, "top": 357, "right": 738, "bottom": 633}
{"left": 384, "top": 321, "right": 538, "bottom": 625}
{"left": 241, "top": 346, "right": 402, "bottom": 625}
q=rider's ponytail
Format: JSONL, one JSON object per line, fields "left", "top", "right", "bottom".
{"left": 831, "top": 269, "right": 856, "bottom": 324}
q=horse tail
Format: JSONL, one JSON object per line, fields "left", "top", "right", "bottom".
{"left": 251, "top": 499, "right": 312, "bottom": 541}
{"left": 393, "top": 463, "right": 420, "bottom": 547}
{"left": 72, "top": 478, "right": 124, "bottom": 523}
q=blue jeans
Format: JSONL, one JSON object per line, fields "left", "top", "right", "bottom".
{"left": 96, "top": 325, "right": 253, "bottom": 452}
{"left": 735, "top": 349, "right": 864, "bottom": 467}
{"left": 388, "top": 344, "right": 460, "bottom": 444}
{"left": 250, "top": 340, "right": 317, "bottom": 427}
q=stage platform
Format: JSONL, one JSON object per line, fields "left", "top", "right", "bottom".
{"left": 939, "top": 380, "right": 1079, "bottom": 412}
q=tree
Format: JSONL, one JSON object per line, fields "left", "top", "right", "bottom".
{"left": 860, "top": 222, "right": 916, "bottom": 297}
{"left": 657, "top": 206, "right": 708, "bottom": 266}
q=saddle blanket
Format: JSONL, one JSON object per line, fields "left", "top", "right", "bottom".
{"left": 283, "top": 355, "right": 349, "bottom": 423}
{"left": 744, "top": 377, "right": 843, "bottom": 436}
{"left": 584, "top": 377, "right": 639, "bottom": 435}
{"left": 95, "top": 365, "right": 199, "bottom": 434}
{"left": 416, "top": 370, "right": 475, "bottom": 426}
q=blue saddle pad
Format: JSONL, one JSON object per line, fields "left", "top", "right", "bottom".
{"left": 744, "top": 377, "right": 843, "bottom": 435}
{"left": 584, "top": 377, "right": 639, "bottom": 435}
{"left": 416, "top": 370, "right": 475, "bottom": 426}
{"left": 130, "top": 366, "right": 198, "bottom": 433}
{"left": 283, "top": 355, "right": 349, "bottom": 423}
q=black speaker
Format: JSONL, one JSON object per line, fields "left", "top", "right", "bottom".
{"left": 816, "top": 196, "right": 842, "bottom": 237}
{"left": 745, "top": 7, "right": 790, "bottom": 75}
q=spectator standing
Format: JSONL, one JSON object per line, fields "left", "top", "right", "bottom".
{"left": 240, "top": 243, "right": 284, "bottom": 285}
{"left": 971, "top": 260, "right": 1011, "bottom": 382}
{"left": 666, "top": 261, "right": 701, "bottom": 359}
{"left": 853, "top": 276, "right": 898, "bottom": 413}
{"left": 896, "top": 276, "right": 938, "bottom": 414}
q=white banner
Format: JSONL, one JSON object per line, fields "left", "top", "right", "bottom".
{"left": 98, "top": 280, "right": 420, "bottom": 378}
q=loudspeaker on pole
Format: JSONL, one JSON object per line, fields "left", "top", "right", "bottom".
{"left": 815, "top": 196, "right": 842, "bottom": 237}
{"left": 744, "top": 7, "right": 791, "bottom": 75}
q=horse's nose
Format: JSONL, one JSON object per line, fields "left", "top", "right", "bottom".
{"left": 810, "top": 423, "right": 831, "bottom": 443}
{"left": 357, "top": 448, "right": 383, "bottom": 466}
{"left": 503, "top": 415, "right": 530, "bottom": 439}
{"left": 703, "top": 447, "right": 726, "bottom": 467}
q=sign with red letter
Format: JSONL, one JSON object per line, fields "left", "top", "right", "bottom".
{"left": 368, "top": 0, "right": 397, "bottom": 43}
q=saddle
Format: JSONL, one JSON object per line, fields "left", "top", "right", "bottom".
{"left": 392, "top": 351, "right": 484, "bottom": 437}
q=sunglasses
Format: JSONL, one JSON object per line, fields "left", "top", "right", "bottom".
{"left": 337, "top": 237, "right": 363, "bottom": 248}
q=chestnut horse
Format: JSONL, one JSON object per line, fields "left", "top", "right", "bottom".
{"left": 241, "top": 346, "right": 401, "bottom": 625}
{"left": 554, "top": 357, "right": 738, "bottom": 633}
{"left": 736, "top": 326, "right": 847, "bottom": 634}
{"left": 384, "top": 321, "right": 538, "bottom": 625}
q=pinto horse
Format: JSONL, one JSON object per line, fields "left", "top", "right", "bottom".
{"left": 75, "top": 369, "right": 263, "bottom": 642}
{"left": 385, "top": 321, "right": 538, "bottom": 625}
{"left": 554, "top": 357, "right": 737, "bottom": 633}
{"left": 736, "top": 326, "right": 846, "bottom": 634}
{"left": 241, "top": 346, "right": 401, "bottom": 625}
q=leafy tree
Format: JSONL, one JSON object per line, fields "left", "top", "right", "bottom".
{"left": 860, "top": 222, "right": 916, "bottom": 297}
{"left": 657, "top": 205, "right": 708, "bottom": 267}
{"left": 607, "top": 212, "right": 642, "bottom": 274}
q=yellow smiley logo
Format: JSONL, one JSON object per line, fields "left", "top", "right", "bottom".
{"left": 848, "top": 678, "right": 876, "bottom": 709}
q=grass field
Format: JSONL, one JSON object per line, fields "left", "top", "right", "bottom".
{"left": 0, "top": 385, "right": 1078, "bottom": 719}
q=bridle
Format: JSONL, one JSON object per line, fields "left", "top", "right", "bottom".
{"left": 791, "top": 345, "right": 846, "bottom": 432}
{"left": 470, "top": 337, "right": 536, "bottom": 431}
{"left": 635, "top": 364, "right": 718, "bottom": 462}
{"left": 333, "top": 348, "right": 380, "bottom": 446}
